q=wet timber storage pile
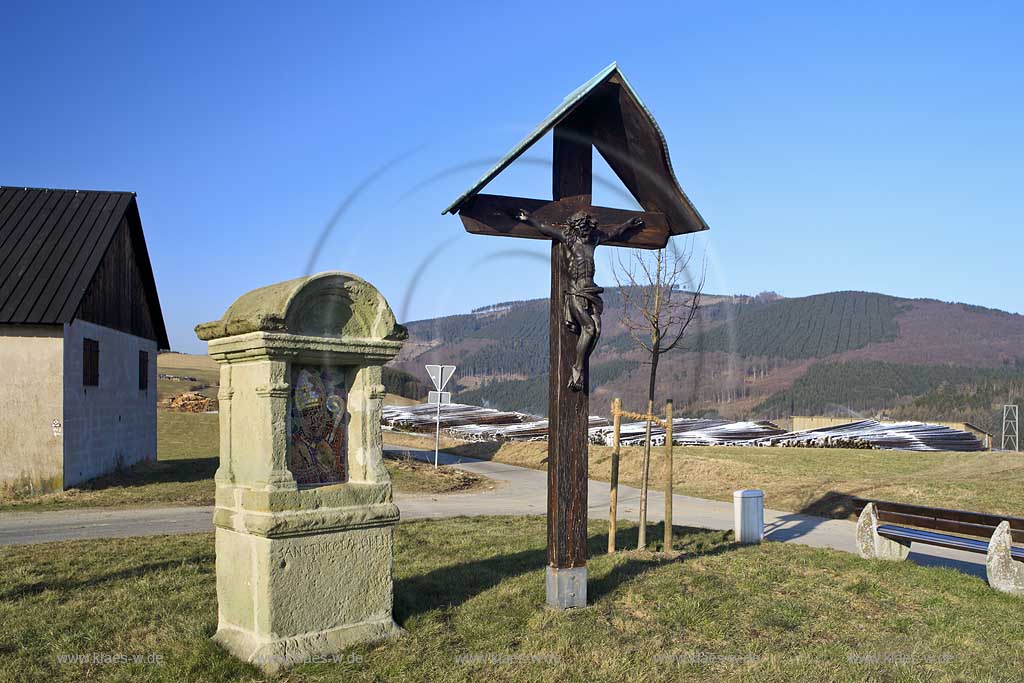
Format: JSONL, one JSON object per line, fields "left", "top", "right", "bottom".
{"left": 589, "top": 418, "right": 786, "bottom": 447}
{"left": 382, "top": 403, "right": 609, "bottom": 442}
{"left": 384, "top": 404, "right": 985, "bottom": 451}
{"left": 756, "top": 420, "right": 986, "bottom": 452}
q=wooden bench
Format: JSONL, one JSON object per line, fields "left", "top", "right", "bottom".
{"left": 852, "top": 498, "right": 1024, "bottom": 596}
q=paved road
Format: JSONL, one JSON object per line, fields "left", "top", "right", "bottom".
{"left": 0, "top": 446, "right": 986, "bottom": 578}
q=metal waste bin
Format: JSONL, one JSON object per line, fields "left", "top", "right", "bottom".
{"left": 733, "top": 489, "right": 764, "bottom": 544}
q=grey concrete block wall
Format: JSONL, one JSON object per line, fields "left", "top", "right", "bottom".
{"left": 0, "top": 325, "right": 65, "bottom": 493}
{"left": 62, "top": 320, "right": 157, "bottom": 487}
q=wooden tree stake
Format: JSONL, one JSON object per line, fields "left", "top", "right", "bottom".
{"left": 608, "top": 397, "right": 621, "bottom": 554}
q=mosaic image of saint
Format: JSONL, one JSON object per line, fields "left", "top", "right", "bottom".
{"left": 288, "top": 367, "right": 347, "bottom": 485}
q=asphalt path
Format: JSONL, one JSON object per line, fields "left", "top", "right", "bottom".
{"left": 0, "top": 446, "right": 987, "bottom": 579}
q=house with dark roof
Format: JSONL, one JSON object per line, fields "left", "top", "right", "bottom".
{"left": 0, "top": 187, "right": 169, "bottom": 493}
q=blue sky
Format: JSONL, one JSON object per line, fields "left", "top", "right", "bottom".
{"left": 2, "top": 2, "right": 1022, "bottom": 353}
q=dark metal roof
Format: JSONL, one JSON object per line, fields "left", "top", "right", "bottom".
{"left": 443, "top": 62, "right": 709, "bottom": 236}
{"left": 0, "top": 187, "right": 170, "bottom": 348}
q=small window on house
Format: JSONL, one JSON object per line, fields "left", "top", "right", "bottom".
{"left": 83, "top": 338, "right": 99, "bottom": 386}
{"left": 139, "top": 350, "right": 149, "bottom": 391}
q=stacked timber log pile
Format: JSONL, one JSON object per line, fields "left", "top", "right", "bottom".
{"left": 382, "top": 403, "right": 983, "bottom": 452}
{"left": 671, "top": 420, "right": 787, "bottom": 446}
{"left": 165, "top": 391, "right": 214, "bottom": 413}
{"left": 382, "top": 403, "right": 608, "bottom": 442}
{"left": 755, "top": 420, "right": 984, "bottom": 452}
{"left": 382, "top": 403, "right": 530, "bottom": 434}
{"left": 589, "top": 417, "right": 716, "bottom": 448}
{"left": 590, "top": 418, "right": 722, "bottom": 446}
{"left": 589, "top": 418, "right": 784, "bottom": 447}
{"left": 469, "top": 416, "right": 609, "bottom": 442}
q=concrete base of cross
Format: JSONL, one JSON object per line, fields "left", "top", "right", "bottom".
{"left": 546, "top": 566, "right": 587, "bottom": 609}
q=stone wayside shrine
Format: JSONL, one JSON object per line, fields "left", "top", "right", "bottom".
{"left": 444, "top": 63, "right": 709, "bottom": 608}
{"left": 195, "top": 271, "right": 407, "bottom": 671}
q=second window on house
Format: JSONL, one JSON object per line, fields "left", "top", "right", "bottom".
{"left": 83, "top": 338, "right": 99, "bottom": 386}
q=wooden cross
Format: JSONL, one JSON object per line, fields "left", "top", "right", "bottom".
{"left": 444, "top": 64, "right": 708, "bottom": 609}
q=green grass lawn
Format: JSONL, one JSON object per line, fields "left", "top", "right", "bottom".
{"left": 0, "top": 457, "right": 219, "bottom": 513}
{"left": 386, "top": 431, "right": 1024, "bottom": 520}
{"left": 1, "top": 516, "right": 1021, "bottom": 682}
{"left": 156, "top": 410, "right": 220, "bottom": 461}
{"left": 0, "top": 411, "right": 219, "bottom": 512}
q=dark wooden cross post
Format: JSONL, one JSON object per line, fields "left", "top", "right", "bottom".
{"left": 451, "top": 136, "right": 663, "bottom": 608}
{"left": 443, "top": 63, "right": 710, "bottom": 609}
{"left": 547, "top": 114, "right": 593, "bottom": 605}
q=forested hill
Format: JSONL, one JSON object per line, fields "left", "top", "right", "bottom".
{"left": 684, "top": 292, "right": 907, "bottom": 359}
{"left": 389, "top": 289, "right": 1024, "bottom": 422}
{"left": 755, "top": 361, "right": 1024, "bottom": 436}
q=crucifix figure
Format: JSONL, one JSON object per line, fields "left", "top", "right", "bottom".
{"left": 443, "top": 63, "right": 709, "bottom": 610}
{"left": 513, "top": 208, "right": 644, "bottom": 390}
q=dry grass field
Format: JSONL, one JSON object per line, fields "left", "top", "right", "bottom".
{"left": 385, "top": 431, "right": 1024, "bottom": 520}
{"left": 156, "top": 352, "right": 220, "bottom": 402}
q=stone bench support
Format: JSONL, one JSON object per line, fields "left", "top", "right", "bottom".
{"left": 986, "top": 521, "right": 1024, "bottom": 596}
{"left": 855, "top": 502, "right": 910, "bottom": 561}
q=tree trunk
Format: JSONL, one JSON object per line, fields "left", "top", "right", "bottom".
{"left": 664, "top": 398, "right": 673, "bottom": 552}
{"left": 637, "top": 348, "right": 659, "bottom": 550}
{"left": 608, "top": 397, "right": 621, "bottom": 554}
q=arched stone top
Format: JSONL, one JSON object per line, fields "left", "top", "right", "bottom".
{"left": 196, "top": 272, "right": 407, "bottom": 342}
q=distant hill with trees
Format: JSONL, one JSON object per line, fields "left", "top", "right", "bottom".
{"left": 390, "top": 289, "right": 1024, "bottom": 428}
{"left": 382, "top": 367, "right": 430, "bottom": 401}
{"left": 754, "top": 360, "right": 1024, "bottom": 435}
{"left": 685, "top": 292, "right": 907, "bottom": 359}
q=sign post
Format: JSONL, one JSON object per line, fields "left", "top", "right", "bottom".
{"left": 425, "top": 365, "right": 456, "bottom": 468}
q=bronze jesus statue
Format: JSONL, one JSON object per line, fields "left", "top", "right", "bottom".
{"left": 513, "top": 209, "right": 644, "bottom": 391}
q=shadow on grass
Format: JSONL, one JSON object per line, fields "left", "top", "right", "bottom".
{"left": 0, "top": 553, "right": 215, "bottom": 602}
{"left": 445, "top": 442, "right": 505, "bottom": 462}
{"left": 589, "top": 524, "right": 737, "bottom": 602}
{"left": 797, "top": 491, "right": 859, "bottom": 519}
{"left": 395, "top": 522, "right": 737, "bottom": 622}
{"left": 76, "top": 458, "right": 219, "bottom": 492}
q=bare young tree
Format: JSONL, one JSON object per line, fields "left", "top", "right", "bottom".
{"left": 611, "top": 238, "right": 706, "bottom": 550}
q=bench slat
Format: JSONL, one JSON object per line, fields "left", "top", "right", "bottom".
{"left": 875, "top": 510, "right": 1024, "bottom": 544}
{"left": 876, "top": 524, "right": 1024, "bottom": 560}
{"left": 852, "top": 497, "right": 1024, "bottom": 532}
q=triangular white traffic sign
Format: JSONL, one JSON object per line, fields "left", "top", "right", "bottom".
{"left": 425, "top": 364, "right": 456, "bottom": 391}
{"left": 426, "top": 365, "right": 443, "bottom": 390}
